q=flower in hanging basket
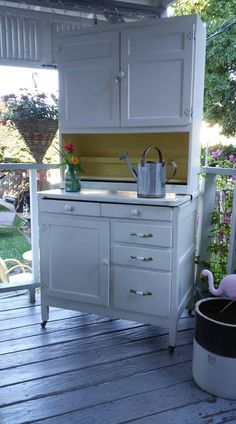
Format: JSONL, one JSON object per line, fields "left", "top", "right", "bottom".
{"left": 0, "top": 91, "right": 58, "bottom": 122}
{"left": 0, "top": 91, "right": 58, "bottom": 162}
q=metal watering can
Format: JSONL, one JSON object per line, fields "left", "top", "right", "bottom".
{"left": 120, "top": 146, "right": 177, "bottom": 198}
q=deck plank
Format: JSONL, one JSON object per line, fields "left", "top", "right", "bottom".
{"left": 0, "top": 293, "right": 235, "bottom": 424}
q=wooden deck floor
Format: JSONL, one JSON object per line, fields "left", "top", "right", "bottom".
{"left": 1, "top": 292, "right": 236, "bottom": 424}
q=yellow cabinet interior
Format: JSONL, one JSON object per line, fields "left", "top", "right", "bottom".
{"left": 62, "top": 132, "right": 189, "bottom": 184}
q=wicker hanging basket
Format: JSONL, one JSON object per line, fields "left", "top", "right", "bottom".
{"left": 14, "top": 118, "right": 58, "bottom": 163}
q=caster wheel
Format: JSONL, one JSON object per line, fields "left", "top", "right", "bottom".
{"left": 168, "top": 345, "right": 175, "bottom": 353}
{"left": 41, "top": 320, "right": 47, "bottom": 329}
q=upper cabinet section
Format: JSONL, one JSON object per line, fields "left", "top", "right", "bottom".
{"left": 57, "top": 15, "right": 205, "bottom": 132}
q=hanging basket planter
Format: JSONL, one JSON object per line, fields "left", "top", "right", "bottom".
{"left": 14, "top": 118, "right": 58, "bottom": 163}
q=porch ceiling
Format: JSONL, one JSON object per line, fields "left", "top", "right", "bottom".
{"left": 2, "top": 0, "right": 176, "bottom": 21}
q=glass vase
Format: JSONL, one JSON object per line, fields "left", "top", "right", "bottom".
{"left": 64, "top": 165, "right": 81, "bottom": 192}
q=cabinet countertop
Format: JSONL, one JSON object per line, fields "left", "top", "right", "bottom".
{"left": 38, "top": 189, "right": 192, "bottom": 207}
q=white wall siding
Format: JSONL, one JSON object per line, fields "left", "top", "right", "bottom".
{"left": 0, "top": 6, "right": 92, "bottom": 67}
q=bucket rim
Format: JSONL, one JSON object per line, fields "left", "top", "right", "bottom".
{"left": 195, "top": 297, "right": 236, "bottom": 328}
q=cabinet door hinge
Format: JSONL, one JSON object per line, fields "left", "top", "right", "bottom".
{"left": 187, "top": 30, "right": 196, "bottom": 41}
{"left": 184, "top": 107, "right": 193, "bottom": 118}
{"left": 55, "top": 45, "right": 63, "bottom": 53}
{"left": 40, "top": 223, "right": 48, "bottom": 232}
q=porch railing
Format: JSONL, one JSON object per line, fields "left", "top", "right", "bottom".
{"left": 198, "top": 166, "right": 236, "bottom": 276}
{"left": 0, "top": 163, "right": 57, "bottom": 301}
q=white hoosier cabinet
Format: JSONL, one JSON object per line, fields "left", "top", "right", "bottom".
{"left": 38, "top": 14, "right": 206, "bottom": 351}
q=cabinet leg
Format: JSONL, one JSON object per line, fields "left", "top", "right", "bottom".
{"left": 41, "top": 304, "right": 49, "bottom": 326}
{"left": 41, "top": 320, "right": 47, "bottom": 329}
{"left": 168, "top": 320, "right": 178, "bottom": 352}
{"left": 168, "top": 345, "right": 176, "bottom": 353}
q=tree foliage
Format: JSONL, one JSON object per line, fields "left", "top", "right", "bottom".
{"left": 172, "top": 0, "right": 236, "bottom": 137}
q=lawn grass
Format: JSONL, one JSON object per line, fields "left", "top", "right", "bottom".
{"left": 0, "top": 215, "right": 31, "bottom": 262}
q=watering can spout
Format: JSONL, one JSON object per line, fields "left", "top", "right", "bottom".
{"left": 120, "top": 152, "right": 138, "bottom": 181}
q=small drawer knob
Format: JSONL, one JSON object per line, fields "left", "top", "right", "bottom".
{"left": 64, "top": 205, "right": 73, "bottom": 212}
{"left": 130, "top": 209, "right": 139, "bottom": 217}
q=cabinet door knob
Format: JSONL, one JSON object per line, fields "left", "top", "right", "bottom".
{"left": 102, "top": 259, "right": 109, "bottom": 265}
{"left": 115, "top": 70, "right": 125, "bottom": 83}
{"left": 64, "top": 205, "right": 74, "bottom": 212}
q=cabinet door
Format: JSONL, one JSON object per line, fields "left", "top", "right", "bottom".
{"left": 121, "top": 21, "right": 195, "bottom": 127}
{"left": 58, "top": 31, "right": 120, "bottom": 129}
{"left": 40, "top": 215, "right": 109, "bottom": 305}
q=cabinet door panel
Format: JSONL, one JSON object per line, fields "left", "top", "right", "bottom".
{"left": 58, "top": 31, "right": 119, "bottom": 129}
{"left": 121, "top": 22, "right": 194, "bottom": 127}
{"left": 40, "top": 216, "right": 109, "bottom": 305}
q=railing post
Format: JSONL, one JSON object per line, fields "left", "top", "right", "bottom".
{"left": 197, "top": 173, "right": 217, "bottom": 272}
{"left": 227, "top": 181, "right": 236, "bottom": 274}
{"left": 29, "top": 169, "right": 40, "bottom": 284}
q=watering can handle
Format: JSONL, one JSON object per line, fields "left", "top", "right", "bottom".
{"left": 141, "top": 145, "right": 163, "bottom": 166}
{"left": 163, "top": 160, "right": 177, "bottom": 183}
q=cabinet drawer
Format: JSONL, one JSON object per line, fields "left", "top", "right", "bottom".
{"left": 112, "top": 222, "right": 172, "bottom": 247}
{"left": 101, "top": 203, "right": 172, "bottom": 221}
{"left": 112, "top": 245, "right": 172, "bottom": 271}
{"left": 111, "top": 267, "right": 171, "bottom": 317}
{"left": 39, "top": 199, "right": 100, "bottom": 216}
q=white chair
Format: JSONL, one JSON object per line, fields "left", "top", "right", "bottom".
{"left": 0, "top": 257, "right": 37, "bottom": 302}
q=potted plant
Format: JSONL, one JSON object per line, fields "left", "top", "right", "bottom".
{"left": 0, "top": 91, "right": 58, "bottom": 163}
{"left": 192, "top": 269, "right": 236, "bottom": 399}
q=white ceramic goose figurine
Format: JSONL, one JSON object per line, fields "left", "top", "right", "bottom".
{"left": 201, "top": 269, "right": 236, "bottom": 299}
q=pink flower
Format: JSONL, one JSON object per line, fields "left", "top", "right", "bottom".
{"left": 64, "top": 143, "right": 74, "bottom": 154}
{"left": 37, "top": 93, "right": 46, "bottom": 99}
{"left": 229, "top": 154, "right": 236, "bottom": 163}
{"left": 224, "top": 210, "right": 232, "bottom": 224}
{"left": 3, "top": 94, "right": 15, "bottom": 101}
{"left": 211, "top": 149, "right": 221, "bottom": 158}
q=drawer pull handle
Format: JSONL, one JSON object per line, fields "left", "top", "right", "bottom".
{"left": 130, "top": 232, "right": 153, "bottom": 238}
{"left": 130, "top": 289, "right": 152, "bottom": 296}
{"left": 130, "top": 255, "right": 153, "bottom": 261}
{"left": 64, "top": 205, "right": 74, "bottom": 212}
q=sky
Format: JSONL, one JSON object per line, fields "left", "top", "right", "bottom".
{"left": 0, "top": 66, "right": 58, "bottom": 96}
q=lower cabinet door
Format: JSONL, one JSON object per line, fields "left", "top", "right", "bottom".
{"left": 111, "top": 267, "right": 171, "bottom": 317}
{"left": 40, "top": 215, "right": 110, "bottom": 305}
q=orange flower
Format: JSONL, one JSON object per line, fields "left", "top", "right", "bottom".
{"left": 70, "top": 155, "right": 79, "bottom": 165}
